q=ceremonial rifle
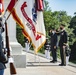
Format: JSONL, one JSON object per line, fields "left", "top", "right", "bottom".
{"left": 5, "top": 21, "right": 17, "bottom": 75}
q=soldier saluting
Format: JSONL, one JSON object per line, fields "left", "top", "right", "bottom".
{"left": 58, "top": 24, "right": 68, "bottom": 66}
{"left": 49, "top": 28, "right": 58, "bottom": 63}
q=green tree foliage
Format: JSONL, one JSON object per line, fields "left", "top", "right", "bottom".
{"left": 69, "top": 41, "right": 76, "bottom": 63}
{"left": 69, "top": 15, "right": 76, "bottom": 62}
{"left": 43, "top": 0, "right": 72, "bottom": 39}
{"left": 16, "top": 24, "right": 25, "bottom": 47}
{"left": 68, "top": 15, "right": 76, "bottom": 44}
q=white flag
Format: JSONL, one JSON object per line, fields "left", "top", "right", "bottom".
{"left": 7, "top": 0, "right": 46, "bottom": 53}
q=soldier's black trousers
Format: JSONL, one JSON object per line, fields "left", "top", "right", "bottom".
{"left": 60, "top": 46, "right": 66, "bottom": 65}
{"left": 51, "top": 48, "right": 57, "bottom": 61}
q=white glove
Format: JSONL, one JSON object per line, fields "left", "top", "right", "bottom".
{"left": 8, "top": 57, "right": 14, "bottom": 63}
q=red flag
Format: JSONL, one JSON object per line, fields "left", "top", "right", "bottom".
{"left": 0, "top": 0, "right": 4, "bottom": 16}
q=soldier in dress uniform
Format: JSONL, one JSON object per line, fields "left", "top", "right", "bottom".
{"left": 0, "top": 17, "right": 7, "bottom": 75}
{"left": 24, "top": 36, "right": 30, "bottom": 52}
{"left": 49, "top": 28, "right": 58, "bottom": 63}
{"left": 44, "top": 38, "right": 51, "bottom": 59}
{"left": 59, "top": 24, "right": 68, "bottom": 66}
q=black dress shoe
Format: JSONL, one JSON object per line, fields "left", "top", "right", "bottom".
{"left": 59, "top": 64, "right": 63, "bottom": 66}
{"left": 63, "top": 64, "right": 66, "bottom": 66}
{"left": 59, "top": 64, "right": 66, "bottom": 66}
{"left": 50, "top": 60, "right": 54, "bottom": 63}
{"left": 54, "top": 60, "right": 57, "bottom": 62}
{"left": 50, "top": 60, "right": 57, "bottom": 63}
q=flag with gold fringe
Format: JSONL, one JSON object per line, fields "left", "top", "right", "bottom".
{"left": 6, "top": 0, "right": 46, "bottom": 53}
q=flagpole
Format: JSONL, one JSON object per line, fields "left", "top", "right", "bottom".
{"left": 25, "top": 47, "right": 28, "bottom": 67}
{"left": 34, "top": 50, "right": 36, "bottom": 62}
{"left": 37, "top": 53, "right": 40, "bottom": 65}
{"left": 5, "top": 21, "right": 17, "bottom": 75}
{"left": 34, "top": 49, "right": 40, "bottom": 65}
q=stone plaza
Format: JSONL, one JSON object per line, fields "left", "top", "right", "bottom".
{"left": 4, "top": 50, "right": 76, "bottom": 75}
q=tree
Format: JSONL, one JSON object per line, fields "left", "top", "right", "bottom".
{"left": 43, "top": 0, "right": 72, "bottom": 38}
{"left": 69, "top": 16, "right": 76, "bottom": 44}
{"left": 69, "top": 14, "right": 76, "bottom": 62}
{"left": 44, "top": 0, "right": 51, "bottom": 11}
{"left": 16, "top": 24, "right": 25, "bottom": 47}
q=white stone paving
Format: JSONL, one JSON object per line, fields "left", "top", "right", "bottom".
{"left": 4, "top": 51, "right": 76, "bottom": 75}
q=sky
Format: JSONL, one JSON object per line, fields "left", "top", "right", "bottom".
{"left": 46, "top": 0, "right": 76, "bottom": 16}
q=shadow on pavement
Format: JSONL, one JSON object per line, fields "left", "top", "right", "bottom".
{"left": 27, "top": 62, "right": 59, "bottom": 67}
